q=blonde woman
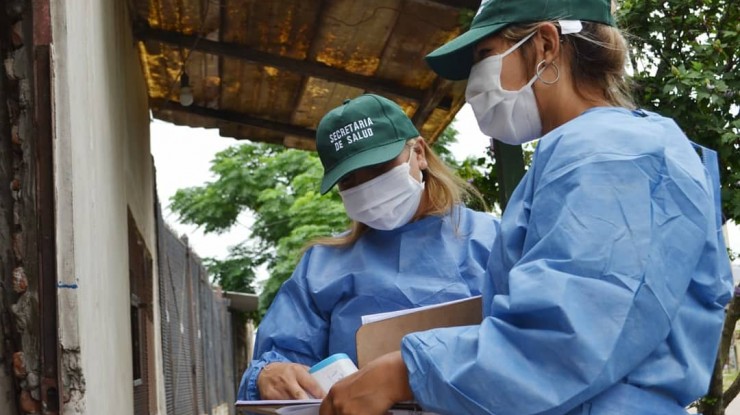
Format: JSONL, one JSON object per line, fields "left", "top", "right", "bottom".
{"left": 320, "top": 1, "right": 732, "bottom": 414}
{"left": 237, "top": 94, "right": 499, "bottom": 401}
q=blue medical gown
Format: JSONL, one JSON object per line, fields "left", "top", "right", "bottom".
{"left": 402, "top": 108, "right": 733, "bottom": 415}
{"left": 237, "top": 206, "right": 499, "bottom": 400}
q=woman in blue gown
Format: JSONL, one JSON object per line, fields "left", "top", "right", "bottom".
{"left": 237, "top": 94, "right": 499, "bottom": 401}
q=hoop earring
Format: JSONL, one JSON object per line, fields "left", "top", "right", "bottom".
{"left": 535, "top": 60, "right": 560, "bottom": 85}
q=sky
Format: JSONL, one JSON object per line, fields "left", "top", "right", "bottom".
{"left": 150, "top": 104, "right": 740, "bottom": 270}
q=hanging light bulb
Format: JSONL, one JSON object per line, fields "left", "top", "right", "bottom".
{"left": 179, "top": 72, "right": 194, "bottom": 107}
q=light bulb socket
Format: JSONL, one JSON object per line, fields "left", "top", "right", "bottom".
{"left": 179, "top": 72, "right": 193, "bottom": 106}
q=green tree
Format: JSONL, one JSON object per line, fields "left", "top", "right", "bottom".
{"left": 619, "top": 0, "right": 739, "bottom": 222}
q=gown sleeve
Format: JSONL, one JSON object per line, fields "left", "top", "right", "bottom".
{"left": 237, "top": 249, "right": 329, "bottom": 400}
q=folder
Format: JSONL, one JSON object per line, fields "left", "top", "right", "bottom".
{"left": 355, "top": 295, "right": 483, "bottom": 368}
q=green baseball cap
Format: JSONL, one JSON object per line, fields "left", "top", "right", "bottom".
{"left": 316, "top": 94, "right": 419, "bottom": 194}
{"left": 426, "top": 0, "right": 615, "bottom": 80}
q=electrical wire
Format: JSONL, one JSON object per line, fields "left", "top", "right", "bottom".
{"left": 163, "top": 0, "right": 212, "bottom": 103}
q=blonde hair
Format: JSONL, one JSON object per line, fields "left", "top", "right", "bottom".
{"left": 307, "top": 138, "right": 483, "bottom": 249}
{"left": 501, "top": 21, "right": 635, "bottom": 109}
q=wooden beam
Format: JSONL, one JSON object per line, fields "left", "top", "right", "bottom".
{"left": 411, "top": 77, "right": 453, "bottom": 129}
{"left": 35, "top": 43, "right": 61, "bottom": 414}
{"left": 151, "top": 99, "right": 317, "bottom": 139}
{"left": 425, "top": 0, "right": 480, "bottom": 10}
{"left": 134, "top": 24, "right": 452, "bottom": 110}
{"left": 217, "top": 0, "right": 226, "bottom": 109}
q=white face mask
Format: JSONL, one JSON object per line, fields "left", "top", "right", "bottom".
{"left": 339, "top": 151, "right": 424, "bottom": 231}
{"left": 465, "top": 32, "right": 542, "bottom": 145}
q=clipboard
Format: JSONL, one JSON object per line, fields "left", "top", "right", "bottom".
{"left": 355, "top": 296, "right": 483, "bottom": 368}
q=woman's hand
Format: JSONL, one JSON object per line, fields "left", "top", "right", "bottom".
{"left": 257, "top": 362, "right": 326, "bottom": 400}
{"left": 319, "top": 351, "right": 413, "bottom": 415}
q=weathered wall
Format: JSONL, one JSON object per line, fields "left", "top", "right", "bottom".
{"left": 51, "top": 0, "right": 165, "bottom": 413}
{"left": 0, "top": 4, "right": 24, "bottom": 412}
{"left": 0, "top": 1, "right": 48, "bottom": 413}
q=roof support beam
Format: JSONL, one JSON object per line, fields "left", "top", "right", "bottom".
{"left": 134, "top": 24, "right": 452, "bottom": 110}
{"left": 151, "top": 99, "right": 317, "bottom": 139}
{"left": 425, "top": 0, "right": 480, "bottom": 10}
{"left": 412, "top": 77, "right": 453, "bottom": 128}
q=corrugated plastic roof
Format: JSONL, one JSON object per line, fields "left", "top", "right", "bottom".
{"left": 130, "top": 0, "right": 477, "bottom": 150}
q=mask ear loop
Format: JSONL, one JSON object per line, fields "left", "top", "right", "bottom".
{"left": 535, "top": 60, "right": 560, "bottom": 85}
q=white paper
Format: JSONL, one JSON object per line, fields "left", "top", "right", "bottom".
{"left": 360, "top": 295, "right": 482, "bottom": 325}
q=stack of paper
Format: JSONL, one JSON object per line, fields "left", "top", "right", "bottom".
{"left": 355, "top": 295, "right": 483, "bottom": 368}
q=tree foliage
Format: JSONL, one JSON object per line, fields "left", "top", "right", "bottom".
{"left": 618, "top": 0, "right": 739, "bottom": 222}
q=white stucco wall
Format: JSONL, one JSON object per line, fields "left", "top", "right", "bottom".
{"left": 51, "top": 0, "right": 165, "bottom": 414}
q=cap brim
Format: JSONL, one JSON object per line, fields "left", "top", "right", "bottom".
{"left": 425, "top": 23, "right": 508, "bottom": 80}
{"left": 320, "top": 140, "right": 407, "bottom": 194}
